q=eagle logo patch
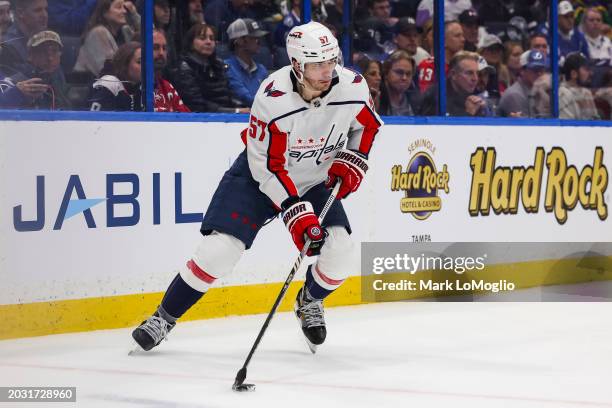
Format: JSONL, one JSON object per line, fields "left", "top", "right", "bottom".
{"left": 264, "top": 81, "right": 286, "bottom": 97}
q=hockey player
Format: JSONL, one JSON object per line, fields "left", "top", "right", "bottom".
{"left": 132, "top": 21, "right": 382, "bottom": 352}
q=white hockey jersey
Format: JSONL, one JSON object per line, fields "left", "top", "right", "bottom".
{"left": 243, "top": 65, "right": 384, "bottom": 208}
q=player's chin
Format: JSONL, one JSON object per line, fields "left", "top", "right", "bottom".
{"left": 318, "top": 80, "right": 332, "bottom": 90}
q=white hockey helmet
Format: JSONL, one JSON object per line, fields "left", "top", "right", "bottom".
{"left": 286, "top": 21, "right": 342, "bottom": 80}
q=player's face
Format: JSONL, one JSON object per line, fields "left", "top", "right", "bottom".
{"left": 303, "top": 58, "right": 337, "bottom": 91}
{"left": 127, "top": 47, "right": 141, "bottom": 83}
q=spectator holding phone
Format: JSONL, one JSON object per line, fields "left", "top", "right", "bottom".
{"left": 74, "top": 0, "right": 140, "bottom": 77}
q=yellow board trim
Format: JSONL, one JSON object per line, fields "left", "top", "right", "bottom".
{"left": 1, "top": 256, "right": 611, "bottom": 340}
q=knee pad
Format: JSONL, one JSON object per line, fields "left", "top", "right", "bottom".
{"left": 312, "top": 226, "right": 356, "bottom": 289}
{"left": 180, "top": 231, "right": 245, "bottom": 292}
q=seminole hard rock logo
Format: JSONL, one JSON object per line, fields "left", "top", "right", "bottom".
{"left": 469, "top": 147, "right": 608, "bottom": 224}
{"left": 391, "top": 139, "right": 450, "bottom": 220}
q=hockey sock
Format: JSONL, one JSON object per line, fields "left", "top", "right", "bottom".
{"left": 304, "top": 265, "right": 334, "bottom": 300}
{"left": 160, "top": 273, "right": 205, "bottom": 320}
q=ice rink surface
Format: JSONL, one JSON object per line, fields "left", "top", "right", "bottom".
{"left": 1, "top": 299, "right": 611, "bottom": 408}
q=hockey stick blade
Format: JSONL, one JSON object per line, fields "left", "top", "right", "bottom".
{"left": 232, "top": 367, "right": 256, "bottom": 392}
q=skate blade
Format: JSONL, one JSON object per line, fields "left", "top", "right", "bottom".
{"left": 294, "top": 307, "right": 318, "bottom": 354}
{"left": 305, "top": 338, "right": 318, "bottom": 354}
{"left": 128, "top": 342, "right": 144, "bottom": 356}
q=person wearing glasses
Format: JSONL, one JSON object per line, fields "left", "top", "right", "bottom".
{"left": 379, "top": 50, "right": 419, "bottom": 116}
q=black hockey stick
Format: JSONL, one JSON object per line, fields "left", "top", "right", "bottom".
{"left": 232, "top": 183, "right": 341, "bottom": 392}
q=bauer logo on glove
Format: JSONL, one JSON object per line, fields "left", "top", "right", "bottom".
{"left": 325, "top": 149, "right": 369, "bottom": 200}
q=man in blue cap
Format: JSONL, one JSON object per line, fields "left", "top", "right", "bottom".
{"left": 498, "top": 49, "right": 548, "bottom": 117}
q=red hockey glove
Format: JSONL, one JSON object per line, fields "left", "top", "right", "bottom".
{"left": 282, "top": 199, "right": 325, "bottom": 256}
{"left": 325, "top": 149, "right": 369, "bottom": 200}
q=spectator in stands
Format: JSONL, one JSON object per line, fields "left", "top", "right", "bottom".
{"left": 3, "top": 0, "right": 48, "bottom": 63}
{"left": 475, "top": 55, "right": 496, "bottom": 116}
{"left": 529, "top": 72, "right": 551, "bottom": 118}
{"left": 325, "top": 0, "right": 344, "bottom": 36}
{"left": 559, "top": 52, "right": 599, "bottom": 119}
{"left": 88, "top": 41, "right": 142, "bottom": 111}
{"left": 188, "top": 0, "right": 204, "bottom": 25}
{"left": 497, "top": 50, "right": 548, "bottom": 117}
{"left": 274, "top": 0, "right": 301, "bottom": 47}
{"left": 3, "top": 30, "right": 70, "bottom": 109}
{"left": 417, "top": 21, "right": 464, "bottom": 92}
{"left": 580, "top": 7, "right": 612, "bottom": 67}
{"left": 594, "top": 69, "right": 612, "bottom": 119}
{"left": 225, "top": 18, "right": 268, "bottom": 106}
{"left": 458, "top": 8, "right": 479, "bottom": 52}
{"left": 504, "top": 41, "right": 523, "bottom": 85}
{"left": 204, "top": 0, "right": 257, "bottom": 41}
{"left": 152, "top": 28, "right": 189, "bottom": 112}
{"left": 48, "top": 0, "right": 97, "bottom": 37}
{"left": 529, "top": 32, "right": 549, "bottom": 55}
{"left": 357, "top": 56, "right": 382, "bottom": 111}
{"left": 153, "top": 0, "right": 177, "bottom": 68}
{"left": 420, "top": 19, "right": 434, "bottom": 55}
{"left": 420, "top": 51, "right": 486, "bottom": 117}
{"left": 389, "top": 17, "right": 430, "bottom": 66}
{"left": 154, "top": 0, "right": 170, "bottom": 29}
{"left": 172, "top": 23, "right": 248, "bottom": 113}
{"left": 558, "top": 0, "right": 590, "bottom": 61}
{"left": 478, "top": 33, "right": 510, "bottom": 96}
{"left": 0, "top": 0, "right": 11, "bottom": 39}
{"left": 366, "top": 0, "right": 396, "bottom": 43}
{"left": 416, "top": 0, "right": 472, "bottom": 25}
{"left": 0, "top": 76, "right": 48, "bottom": 108}
{"left": 74, "top": 0, "right": 141, "bottom": 78}
{"left": 379, "top": 50, "right": 419, "bottom": 116}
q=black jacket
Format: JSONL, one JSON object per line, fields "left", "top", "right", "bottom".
{"left": 171, "top": 52, "right": 242, "bottom": 113}
{"left": 419, "top": 82, "right": 487, "bottom": 117}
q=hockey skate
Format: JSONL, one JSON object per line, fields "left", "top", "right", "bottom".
{"left": 294, "top": 287, "right": 326, "bottom": 354}
{"left": 130, "top": 312, "right": 176, "bottom": 353}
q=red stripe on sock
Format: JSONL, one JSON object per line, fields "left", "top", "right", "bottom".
{"left": 315, "top": 265, "right": 344, "bottom": 286}
{"left": 187, "top": 260, "right": 216, "bottom": 284}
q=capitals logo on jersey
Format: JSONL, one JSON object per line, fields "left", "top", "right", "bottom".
{"left": 264, "top": 81, "right": 286, "bottom": 97}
